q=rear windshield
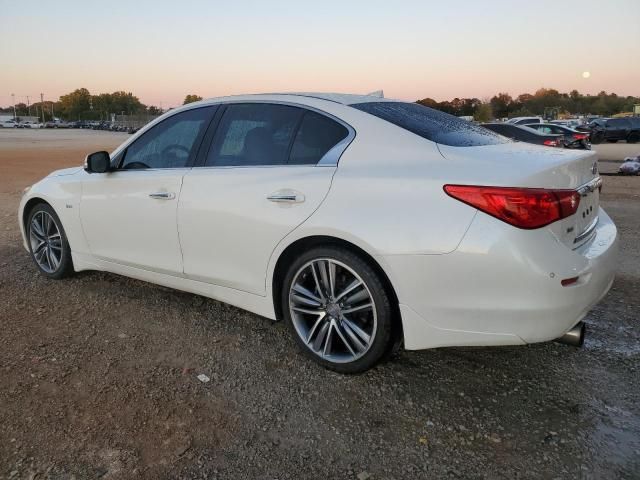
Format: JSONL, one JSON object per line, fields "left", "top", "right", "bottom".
{"left": 351, "top": 102, "right": 509, "bottom": 147}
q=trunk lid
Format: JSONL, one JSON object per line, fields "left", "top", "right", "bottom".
{"left": 437, "top": 142, "right": 601, "bottom": 248}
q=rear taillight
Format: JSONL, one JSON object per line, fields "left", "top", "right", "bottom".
{"left": 543, "top": 139, "right": 561, "bottom": 147}
{"left": 443, "top": 185, "right": 581, "bottom": 229}
{"left": 572, "top": 133, "right": 588, "bottom": 140}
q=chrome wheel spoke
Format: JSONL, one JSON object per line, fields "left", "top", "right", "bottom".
{"left": 340, "top": 319, "right": 368, "bottom": 352}
{"left": 341, "top": 315, "right": 371, "bottom": 345}
{"left": 292, "top": 283, "right": 323, "bottom": 306}
{"left": 49, "top": 248, "right": 60, "bottom": 269}
{"left": 333, "top": 321, "right": 357, "bottom": 356}
{"left": 322, "top": 322, "right": 334, "bottom": 357}
{"left": 44, "top": 213, "right": 53, "bottom": 236}
{"left": 335, "top": 279, "right": 362, "bottom": 302}
{"left": 342, "top": 303, "right": 373, "bottom": 315}
{"left": 306, "top": 313, "right": 327, "bottom": 343}
{"left": 328, "top": 261, "right": 336, "bottom": 298}
{"left": 344, "top": 288, "right": 370, "bottom": 307}
{"left": 31, "top": 218, "right": 45, "bottom": 239}
{"left": 317, "top": 260, "right": 331, "bottom": 298}
{"left": 310, "top": 263, "right": 326, "bottom": 301}
{"left": 292, "top": 306, "right": 324, "bottom": 315}
{"left": 312, "top": 321, "right": 331, "bottom": 352}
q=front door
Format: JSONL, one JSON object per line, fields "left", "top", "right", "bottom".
{"left": 178, "top": 102, "right": 352, "bottom": 295}
{"left": 80, "top": 106, "right": 215, "bottom": 275}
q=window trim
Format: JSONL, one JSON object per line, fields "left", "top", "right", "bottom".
{"left": 194, "top": 100, "right": 355, "bottom": 169}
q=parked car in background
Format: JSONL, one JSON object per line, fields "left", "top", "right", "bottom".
{"left": 482, "top": 123, "right": 564, "bottom": 147}
{"left": 551, "top": 119, "right": 583, "bottom": 129}
{"left": 19, "top": 93, "right": 617, "bottom": 373}
{"left": 580, "top": 118, "right": 640, "bottom": 144}
{"left": 525, "top": 123, "right": 591, "bottom": 149}
{"left": 1, "top": 119, "right": 19, "bottom": 128}
{"left": 506, "top": 116, "right": 543, "bottom": 125}
{"left": 619, "top": 156, "right": 640, "bottom": 175}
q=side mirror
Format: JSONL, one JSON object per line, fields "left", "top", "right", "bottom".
{"left": 84, "top": 151, "right": 111, "bottom": 173}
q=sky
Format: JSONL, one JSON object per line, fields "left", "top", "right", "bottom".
{"left": 1, "top": 0, "right": 639, "bottom": 108}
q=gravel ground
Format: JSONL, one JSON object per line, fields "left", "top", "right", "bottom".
{"left": 0, "top": 130, "right": 639, "bottom": 479}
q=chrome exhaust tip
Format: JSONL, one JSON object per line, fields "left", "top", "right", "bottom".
{"left": 555, "top": 322, "right": 585, "bottom": 347}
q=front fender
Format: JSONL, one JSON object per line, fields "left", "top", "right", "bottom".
{"left": 19, "top": 173, "right": 88, "bottom": 255}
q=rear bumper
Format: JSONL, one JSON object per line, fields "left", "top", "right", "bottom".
{"left": 384, "top": 208, "right": 618, "bottom": 350}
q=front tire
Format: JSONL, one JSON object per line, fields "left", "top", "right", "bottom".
{"left": 281, "top": 246, "right": 394, "bottom": 373}
{"left": 627, "top": 133, "right": 640, "bottom": 144}
{"left": 27, "top": 203, "right": 74, "bottom": 279}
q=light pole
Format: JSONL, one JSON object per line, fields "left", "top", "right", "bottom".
{"left": 40, "top": 93, "right": 45, "bottom": 123}
{"left": 26, "top": 95, "right": 31, "bottom": 117}
{"left": 11, "top": 93, "right": 16, "bottom": 120}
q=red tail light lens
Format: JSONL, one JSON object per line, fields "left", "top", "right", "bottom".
{"left": 443, "top": 185, "right": 581, "bottom": 229}
{"left": 572, "top": 133, "right": 588, "bottom": 140}
{"left": 543, "top": 139, "right": 560, "bottom": 147}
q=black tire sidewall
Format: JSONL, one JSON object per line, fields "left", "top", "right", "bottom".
{"left": 281, "top": 246, "right": 394, "bottom": 374}
{"left": 26, "top": 204, "right": 73, "bottom": 279}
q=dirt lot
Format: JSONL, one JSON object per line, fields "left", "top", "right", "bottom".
{"left": 1, "top": 129, "right": 639, "bottom": 479}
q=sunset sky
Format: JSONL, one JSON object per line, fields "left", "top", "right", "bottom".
{"left": 2, "top": 0, "right": 639, "bottom": 108}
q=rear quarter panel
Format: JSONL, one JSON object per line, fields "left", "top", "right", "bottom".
{"left": 287, "top": 121, "right": 477, "bottom": 256}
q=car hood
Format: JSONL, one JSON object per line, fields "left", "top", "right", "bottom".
{"left": 47, "top": 167, "right": 84, "bottom": 177}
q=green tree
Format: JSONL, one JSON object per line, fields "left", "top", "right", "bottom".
{"left": 183, "top": 94, "right": 203, "bottom": 105}
{"left": 490, "top": 93, "right": 513, "bottom": 119}
{"left": 474, "top": 102, "right": 493, "bottom": 122}
{"left": 59, "top": 88, "right": 92, "bottom": 120}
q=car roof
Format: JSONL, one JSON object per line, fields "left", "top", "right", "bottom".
{"left": 195, "top": 92, "right": 397, "bottom": 107}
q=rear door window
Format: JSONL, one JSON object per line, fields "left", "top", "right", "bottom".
{"left": 289, "top": 111, "right": 349, "bottom": 165}
{"left": 206, "top": 104, "right": 302, "bottom": 167}
{"left": 352, "top": 102, "right": 508, "bottom": 147}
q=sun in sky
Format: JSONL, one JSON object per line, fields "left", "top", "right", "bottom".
{"left": 582, "top": 71, "right": 591, "bottom": 79}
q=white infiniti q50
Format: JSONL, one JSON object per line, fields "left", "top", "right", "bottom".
{"left": 19, "top": 93, "right": 618, "bottom": 373}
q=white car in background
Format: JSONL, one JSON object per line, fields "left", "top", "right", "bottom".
{"left": 619, "top": 156, "right": 640, "bottom": 175}
{"left": 18, "top": 93, "right": 618, "bottom": 373}
{"left": 0, "top": 119, "right": 19, "bottom": 128}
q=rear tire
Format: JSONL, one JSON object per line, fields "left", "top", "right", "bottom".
{"left": 26, "top": 203, "right": 74, "bottom": 279}
{"left": 627, "top": 133, "right": 640, "bottom": 144}
{"left": 590, "top": 134, "right": 603, "bottom": 144}
{"left": 281, "top": 246, "right": 394, "bottom": 374}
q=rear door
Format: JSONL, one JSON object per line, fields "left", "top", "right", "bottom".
{"left": 178, "top": 103, "right": 352, "bottom": 295}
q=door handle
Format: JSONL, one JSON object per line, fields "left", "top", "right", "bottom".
{"left": 267, "top": 190, "right": 305, "bottom": 203}
{"left": 149, "top": 192, "right": 176, "bottom": 200}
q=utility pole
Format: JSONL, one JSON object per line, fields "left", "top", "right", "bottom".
{"left": 40, "top": 93, "right": 45, "bottom": 123}
{"left": 26, "top": 96, "right": 30, "bottom": 116}
{"left": 11, "top": 93, "right": 16, "bottom": 120}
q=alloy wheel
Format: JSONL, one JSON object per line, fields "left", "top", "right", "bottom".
{"left": 288, "top": 258, "right": 377, "bottom": 363}
{"left": 29, "top": 211, "right": 63, "bottom": 274}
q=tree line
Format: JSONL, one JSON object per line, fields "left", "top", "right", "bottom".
{"left": 2, "top": 87, "right": 638, "bottom": 122}
{"left": 0, "top": 89, "right": 203, "bottom": 121}
{"left": 418, "top": 88, "right": 640, "bottom": 121}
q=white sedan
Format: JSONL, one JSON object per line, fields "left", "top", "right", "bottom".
{"left": 18, "top": 93, "right": 618, "bottom": 373}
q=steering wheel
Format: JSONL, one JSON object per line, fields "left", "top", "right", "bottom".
{"left": 122, "top": 161, "right": 151, "bottom": 170}
{"left": 161, "top": 144, "right": 190, "bottom": 157}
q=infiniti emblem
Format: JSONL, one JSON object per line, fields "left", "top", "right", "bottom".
{"left": 591, "top": 162, "right": 598, "bottom": 174}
